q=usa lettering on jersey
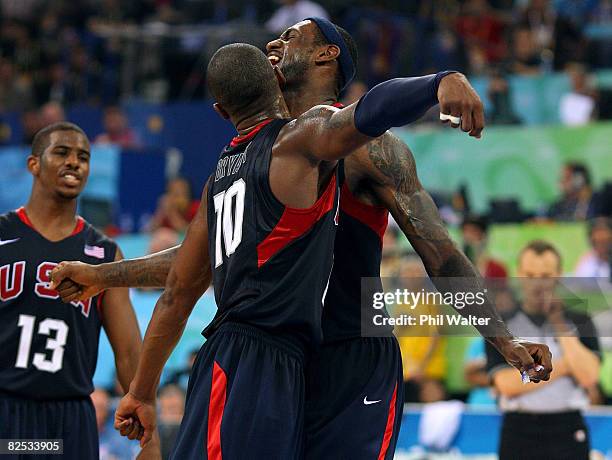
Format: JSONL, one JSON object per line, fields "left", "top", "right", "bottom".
{"left": 1, "top": 260, "right": 92, "bottom": 317}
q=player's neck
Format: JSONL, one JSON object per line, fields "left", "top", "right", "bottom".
{"left": 283, "top": 81, "right": 337, "bottom": 118}
{"left": 24, "top": 186, "right": 79, "bottom": 238}
{"left": 234, "top": 96, "right": 290, "bottom": 134}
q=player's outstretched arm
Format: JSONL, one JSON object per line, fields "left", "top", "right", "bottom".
{"left": 279, "top": 71, "right": 484, "bottom": 162}
{"left": 114, "top": 184, "right": 212, "bottom": 447}
{"left": 51, "top": 246, "right": 179, "bottom": 302}
{"left": 360, "top": 133, "right": 552, "bottom": 382}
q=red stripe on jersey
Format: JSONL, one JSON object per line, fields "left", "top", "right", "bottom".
{"left": 229, "top": 119, "right": 273, "bottom": 147}
{"left": 207, "top": 361, "right": 227, "bottom": 460}
{"left": 339, "top": 183, "right": 388, "bottom": 242}
{"left": 96, "top": 291, "right": 105, "bottom": 320}
{"left": 71, "top": 217, "right": 85, "bottom": 235}
{"left": 257, "top": 175, "right": 337, "bottom": 268}
{"left": 16, "top": 207, "right": 85, "bottom": 236}
{"left": 377, "top": 383, "right": 398, "bottom": 460}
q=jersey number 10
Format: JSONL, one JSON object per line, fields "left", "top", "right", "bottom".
{"left": 213, "top": 179, "right": 246, "bottom": 268}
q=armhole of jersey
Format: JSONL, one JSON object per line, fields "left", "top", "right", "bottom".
{"left": 256, "top": 119, "right": 292, "bottom": 216}
{"left": 340, "top": 182, "right": 389, "bottom": 242}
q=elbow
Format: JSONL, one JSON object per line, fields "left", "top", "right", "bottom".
{"left": 159, "top": 285, "right": 196, "bottom": 320}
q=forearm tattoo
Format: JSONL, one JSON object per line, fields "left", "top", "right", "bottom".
{"left": 367, "top": 134, "right": 511, "bottom": 339}
{"left": 104, "top": 247, "right": 178, "bottom": 288}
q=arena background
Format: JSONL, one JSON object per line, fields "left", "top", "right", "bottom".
{"left": 0, "top": 0, "right": 611, "bottom": 458}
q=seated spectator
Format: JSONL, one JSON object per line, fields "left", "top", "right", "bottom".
{"left": 548, "top": 162, "right": 595, "bottom": 221}
{"left": 148, "top": 177, "right": 199, "bottom": 253}
{"left": 157, "top": 384, "right": 185, "bottom": 460}
{"left": 21, "top": 109, "right": 43, "bottom": 145}
{"left": 574, "top": 217, "right": 611, "bottom": 278}
{"left": 559, "top": 63, "right": 597, "bottom": 126}
{"left": 461, "top": 215, "right": 508, "bottom": 278}
{"left": 91, "top": 388, "right": 140, "bottom": 460}
{"left": 393, "top": 257, "right": 447, "bottom": 403}
{"left": 39, "top": 101, "right": 66, "bottom": 127}
{"left": 487, "top": 70, "right": 521, "bottom": 124}
{"left": 95, "top": 106, "right": 141, "bottom": 149}
{"left": 456, "top": 0, "right": 506, "bottom": 66}
{"left": 265, "top": 0, "right": 329, "bottom": 33}
{"left": 512, "top": 27, "right": 543, "bottom": 75}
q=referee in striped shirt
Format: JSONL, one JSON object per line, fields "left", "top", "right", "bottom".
{"left": 486, "top": 240, "right": 601, "bottom": 460}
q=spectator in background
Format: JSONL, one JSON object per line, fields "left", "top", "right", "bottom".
{"left": 461, "top": 215, "right": 508, "bottom": 278}
{"left": 393, "top": 257, "right": 447, "bottom": 403}
{"left": 559, "top": 63, "right": 597, "bottom": 126}
{"left": 518, "top": 0, "right": 555, "bottom": 54}
{"left": 265, "top": 0, "right": 328, "bottom": 33}
{"left": 511, "top": 27, "right": 543, "bottom": 75}
{"left": 456, "top": 0, "right": 507, "bottom": 70}
{"left": 91, "top": 388, "right": 139, "bottom": 460}
{"left": 39, "top": 101, "right": 65, "bottom": 126}
{"left": 20, "top": 109, "right": 42, "bottom": 144}
{"left": 574, "top": 217, "right": 611, "bottom": 278}
{"left": 148, "top": 177, "right": 199, "bottom": 254}
{"left": 95, "top": 106, "right": 141, "bottom": 149}
{"left": 0, "top": 57, "right": 34, "bottom": 112}
{"left": 487, "top": 69, "right": 521, "bottom": 124}
{"left": 548, "top": 162, "right": 594, "bottom": 221}
{"left": 157, "top": 384, "right": 185, "bottom": 460}
{"left": 486, "top": 240, "right": 601, "bottom": 460}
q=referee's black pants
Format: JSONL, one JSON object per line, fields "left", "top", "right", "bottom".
{"left": 499, "top": 411, "right": 589, "bottom": 460}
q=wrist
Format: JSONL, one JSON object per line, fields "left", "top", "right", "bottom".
{"left": 435, "top": 71, "right": 460, "bottom": 101}
{"left": 129, "top": 380, "right": 157, "bottom": 404}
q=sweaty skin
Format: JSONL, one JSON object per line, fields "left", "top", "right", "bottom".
{"left": 52, "top": 23, "right": 552, "bottom": 384}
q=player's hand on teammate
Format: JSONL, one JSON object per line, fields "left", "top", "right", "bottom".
{"left": 50, "top": 261, "right": 105, "bottom": 302}
{"left": 437, "top": 72, "right": 485, "bottom": 139}
{"left": 498, "top": 339, "right": 553, "bottom": 383}
{"left": 114, "top": 391, "right": 157, "bottom": 448}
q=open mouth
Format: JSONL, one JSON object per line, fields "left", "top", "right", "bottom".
{"left": 60, "top": 171, "right": 81, "bottom": 187}
{"left": 268, "top": 54, "right": 281, "bottom": 66}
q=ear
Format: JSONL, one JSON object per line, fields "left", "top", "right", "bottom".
{"left": 273, "top": 65, "right": 286, "bottom": 89}
{"left": 213, "top": 103, "right": 230, "bottom": 120}
{"left": 27, "top": 155, "right": 40, "bottom": 176}
{"left": 314, "top": 44, "right": 340, "bottom": 65}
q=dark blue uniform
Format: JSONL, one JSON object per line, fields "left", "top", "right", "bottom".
{"left": 171, "top": 119, "right": 340, "bottom": 460}
{"left": 0, "top": 208, "right": 117, "bottom": 460}
{"left": 305, "top": 161, "right": 404, "bottom": 460}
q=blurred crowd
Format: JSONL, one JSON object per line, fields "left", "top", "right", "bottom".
{"left": 0, "top": 0, "right": 610, "bottom": 120}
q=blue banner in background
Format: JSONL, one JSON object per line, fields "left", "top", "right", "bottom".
{"left": 0, "top": 147, "right": 31, "bottom": 212}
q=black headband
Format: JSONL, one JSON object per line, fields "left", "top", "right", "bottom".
{"left": 306, "top": 17, "right": 355, "bottom": 91}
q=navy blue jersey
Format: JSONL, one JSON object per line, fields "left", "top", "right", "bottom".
{"left": 0, "top": 209, "right": 117, "bottom": 400}
{"left": 322, "top": 161, "right": 391, "bottom": 342}
{"left": 204, "top": 119, "right": 340, "bottom": 347}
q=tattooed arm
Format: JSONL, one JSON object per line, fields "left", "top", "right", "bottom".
{"left": 347, "top": 132, "right": 552, "bottom": 381}
{"left": 51, "top": 246, "right": 178, "bottom": 302}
